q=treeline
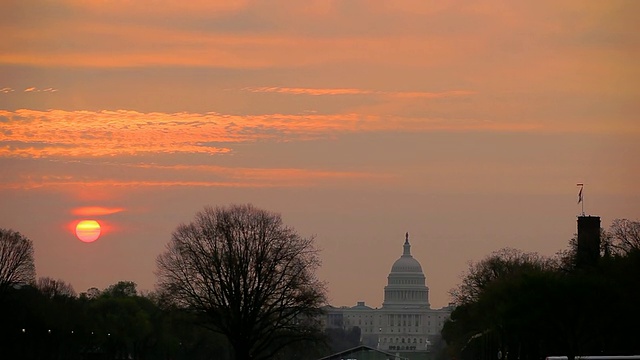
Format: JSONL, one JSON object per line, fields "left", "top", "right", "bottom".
{"left": 441, "top": 219, "right": 640, "bottom": 360}
{"left": 0, "top": 279, "right": 354, "bottom": 360}
{"left": 0, "top": 280, "right": 233, "bottom": 360}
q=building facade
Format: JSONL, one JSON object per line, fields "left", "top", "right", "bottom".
{"left": 323, "top": 233, "right": 452, "bottom": 355}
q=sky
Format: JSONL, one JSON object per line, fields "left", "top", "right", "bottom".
{"left": 1, "top": 0, "right": 639, "bottom": 309}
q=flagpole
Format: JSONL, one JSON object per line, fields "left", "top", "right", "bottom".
{"left": 577, "top": 183, "right": 584, "bottom": 216}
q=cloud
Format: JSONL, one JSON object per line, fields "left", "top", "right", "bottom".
{"left": 0, "top": 167, "right": 390, "bottom": 190}
{"left": 64, "top": 0, "right": 249, "bottom": 16}
{"left": 0, "top": 179, "right": 259, "bottom": 190}
{"left": 130, "top": 163, "right": 387, "bottom": 183}
{"left": 244, "top": 87, "right": 372, "bottom": 96}
{"left": 71, "top": 206, "right": 125, "bottom": 216}
{"left": 2, "top": 1, "right": 636, "bottom": 72}
{"left": 0, "top": 109, "right": 541, "bottom": 159}
{"left": 243, "top": 87, "right": 476, "bottom": 98}
{"left": 1, "top": 88, "right": 14, "bottom": 93}
{"left": 19, "top": 87, "right": 58, "bottom": 93}
{"left": 0, "top": 109, "right": 236, "bottom": 158}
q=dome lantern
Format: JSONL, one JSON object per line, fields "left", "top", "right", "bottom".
{"left": 403, "top": 232, "right": 411, "bottom": 256}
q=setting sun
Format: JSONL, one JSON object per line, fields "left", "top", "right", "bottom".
{"left": 75, "top": 220, "right": 101, "bottom": 243}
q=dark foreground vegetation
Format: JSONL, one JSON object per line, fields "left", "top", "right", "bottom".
{"left": 441, "top": 219, "right": 640, "bottom": 360}
{"left": 0, "top": 280, "right": 234, "bottom": 359}
{"left": 0, "top": 278, "right": 365, "bottom": 360}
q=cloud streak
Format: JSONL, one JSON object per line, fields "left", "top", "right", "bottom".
{"left": 129, "top": 163, "right": 388, "bottom": 183}
{"left": 243, "top": 87, "right": 475, "bottom": 98}
{"left": 71, "top": 206, "right": 125, "bottom": 216}
{"left": 23, "top": 87, "right": 58, "bottom": 92}
{"left": 0, "top": 109, "right": 539, "bottom": 159}
{"left": 3, "top": 1, "right": 636, "bottom": 72}
{"left": 1, "top": 87, "right": 57, "bottom": 94}
{"left": 0, "top": 166, "right": 391, "bottom": 190}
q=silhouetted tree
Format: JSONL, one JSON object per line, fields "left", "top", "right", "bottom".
{"left": 156, "top": 204, "right": 326, "bottom": 360}
{"left": 90, "top": 293, "right": 152, "bottom": 359}
{"left": 450, "top": 248, "right": 555, "bottom": 305}
{"left": 608, "top": 218, "right": 640, "bottom": 255}
{"left": 0, "top": 228, "right": 36, "bottom": 293}
{"left": 444, "top": 248, "right": 561, "bottom": 360}
{"left": 36, "top": 277, "right": 77, "bottom": 299}
{"left": 103, "top": 280, "right": 138, "bottom": 297}
{"left": 79, "top": 286, "right": 101, "bottom": 300}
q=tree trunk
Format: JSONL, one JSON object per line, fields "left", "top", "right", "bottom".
{"left": 232, "top": 341, "right": 252, "bottom": 360}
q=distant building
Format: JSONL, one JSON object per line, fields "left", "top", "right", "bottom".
{"left": 322, "top": 233, "right": 453, "bottom": 358}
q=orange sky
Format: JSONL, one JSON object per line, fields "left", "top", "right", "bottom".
{"left": 1, "top": 0, "right": 639, "bottom": 308}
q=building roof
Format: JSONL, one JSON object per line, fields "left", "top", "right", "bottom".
{"left": 390, "top": 233, "right": 423, "bottom": 273}
{"left": 351, "top": 301, "right": 373, "bottom": 310}
{"left": 317, "top": 345, "right": 410, "bottom": 360}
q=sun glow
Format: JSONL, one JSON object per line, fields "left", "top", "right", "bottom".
{"left": 75, "top": 220, "right": 101, "bottom": 243}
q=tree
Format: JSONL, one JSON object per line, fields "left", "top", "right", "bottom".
{"left": 79, "top": 286, "right": 101, "bottom": 300}
{"left": 608, "top": 218, "right": 640, "bottom": 255}
{"left": 36, "top": 277, "right": 77, "bottom": 298}
{"left": 0, "top": 228, "right": 36, "bottom": 292}
{"left": 444, "top": 248, "right": 561, "bottom": 360}
{"left": 450, "top": 248, "right": 555, "bottom": 305}
{"left": 103, "top": 280, "right": 138, "bottom": 297}
{"left": 156, "top": 204, "right": 326, "bottom": 360}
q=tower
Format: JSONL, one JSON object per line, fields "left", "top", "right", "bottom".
{"left": 576, "top": 215, "right": 601, "bottom": 268}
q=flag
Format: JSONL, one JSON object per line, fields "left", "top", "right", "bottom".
{"left": 577, "top": 186, "right": 583, "bottom": 204}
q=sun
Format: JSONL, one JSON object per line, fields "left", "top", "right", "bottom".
{"left": 75, "top": 220, "right": 101, "bottom": 243}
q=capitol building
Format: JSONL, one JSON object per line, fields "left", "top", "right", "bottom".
{"left": 322, "top": 233, "right": 452, "bottom": 356}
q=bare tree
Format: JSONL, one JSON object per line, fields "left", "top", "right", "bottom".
{"left": 156, "top": 204, "right": 326, "bottom": 360}
{"left": 37, "top": 277, "right": 77, "bottom": 298}
{"left": 608, "top": 218, "right": 640, "bottom": 255}
{"left": 0, "top": 228, "right": 36, "bottom": 292}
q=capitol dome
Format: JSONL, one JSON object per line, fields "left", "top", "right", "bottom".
{"left": 382, "top": 233, "right": 430, "bottom": 309}
{"left": 390, "top": 240, "right": 424, "bottom": 273}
